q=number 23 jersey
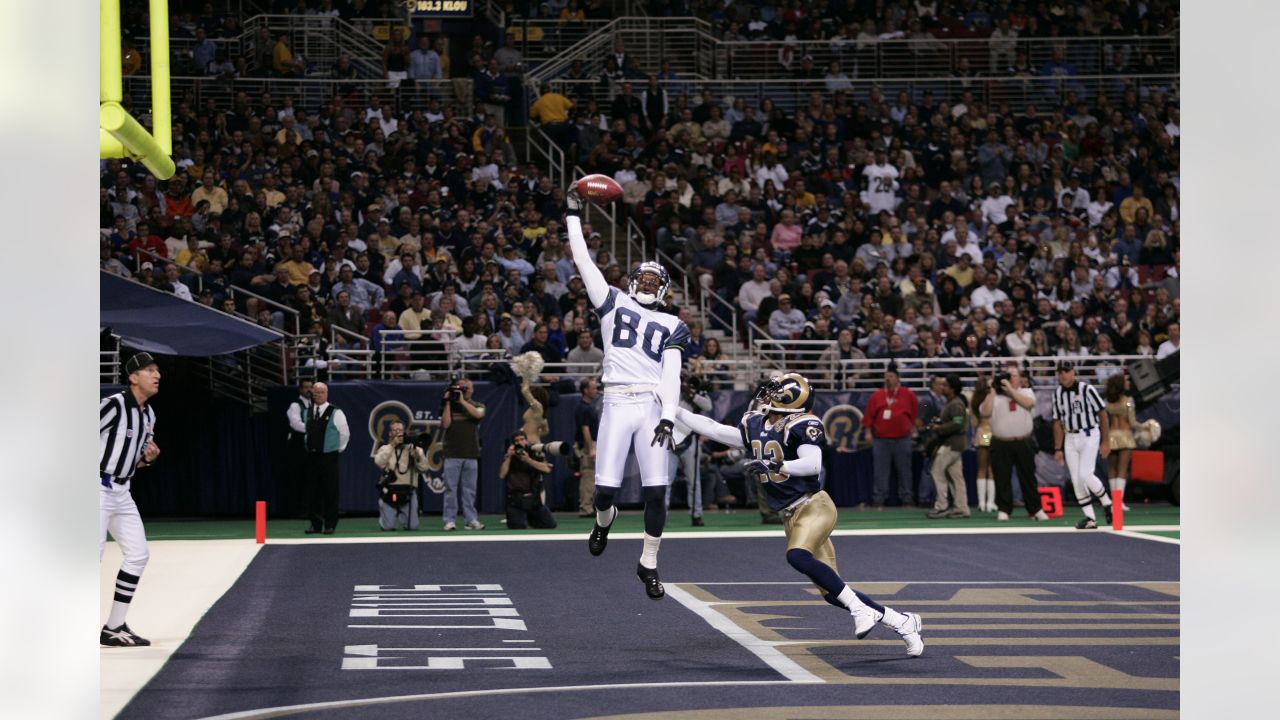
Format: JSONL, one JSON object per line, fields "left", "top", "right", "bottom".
{"left": 597, "top": 287, "right": 690, "bottom": 385}
{"left": 738, "top": 411, "right": 826, "bottom": 511}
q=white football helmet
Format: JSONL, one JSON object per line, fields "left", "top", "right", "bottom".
{"left": 628, "top": 261, "right": 670, "bottom": 307}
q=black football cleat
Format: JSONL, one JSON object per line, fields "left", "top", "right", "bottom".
{"left": 636, "top": 564, "right": 665, "bottom": 600}
{"left": 588, "top": 521, "right": 611, "bottom": 556}
{"left": 101, "top": 623, "right": 150, "bottom": 647}
{"left": 1104, "top": 504, "right": 1114, "bottom": 524}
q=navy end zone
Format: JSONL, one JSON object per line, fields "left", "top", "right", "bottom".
{"left": 121, "top": 533, "right": 1177, "bottom": 719}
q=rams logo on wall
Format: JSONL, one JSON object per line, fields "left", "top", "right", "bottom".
{"left": 821, "top": 404, "right": 864, "bottom": 453}
{"left": 367, "top": 400, "right": 447, "bottom": 494}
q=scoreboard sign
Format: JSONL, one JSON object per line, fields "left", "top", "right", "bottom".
{"left": 406, "top": 0, "right": 474, "bottom": 18}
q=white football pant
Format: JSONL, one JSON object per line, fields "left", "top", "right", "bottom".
{"left": 595, "top": 391, "right": 670, "bottom": 489}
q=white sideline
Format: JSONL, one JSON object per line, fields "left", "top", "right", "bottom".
{"left": 100, "top": 540, "right": 261, "bottom": 720}
{"left": 262, "top": 524, "right": 1182, "bottom": 545}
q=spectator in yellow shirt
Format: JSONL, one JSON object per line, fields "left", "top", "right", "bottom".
{"left": 529, "top": 91, "right": 573, "bottom": 125}
{"left": 1119, "top": 184, "right": 1153, "bottom": 225}
{"left": 279, "top": 244, "right": 315, "bottom": 286}
{"left": 191, "top": 171, "right": 228, "bottom": 214}
{"left": 398, "top": 292, "right": 432, "bottom": 341}
{"left": 273, "top": 34, "right": 297, "bottom": 77}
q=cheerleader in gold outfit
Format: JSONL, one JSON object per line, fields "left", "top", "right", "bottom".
{"left": 1103, "top": 374, "right": 1137, "bottom": 511}
{"left": 970, "top": 375, "right": 996, "bottom": 512}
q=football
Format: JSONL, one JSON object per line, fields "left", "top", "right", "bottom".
{"left": 574, "top": 174, "right": 623, "bottom": 204}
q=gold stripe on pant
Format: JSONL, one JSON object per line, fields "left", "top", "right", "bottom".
{"left": 784, "top": 490, "right": 839, "bottom": 578}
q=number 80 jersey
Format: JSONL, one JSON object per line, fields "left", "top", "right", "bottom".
{"left": 597, "top": 288, "right": 691, "bottom": 385}
{"left": 738, "top": 410, "right": 826, "bottom": 511}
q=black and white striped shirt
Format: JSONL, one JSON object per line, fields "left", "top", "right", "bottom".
{"left": 1052, "top": 381, "right": 1105, "bottom": 433}
{"left": 100, "top": 390, "right": 157, "bottom": 484}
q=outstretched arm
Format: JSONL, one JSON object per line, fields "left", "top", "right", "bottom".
{"left": 565, "top": 200, "right": 610, "bottom": 308}
{"left": 656, "top": 347, "right": 682, "bottom": 423}
{"left": 675, "top": 406, "right": 745, "bottom": 448}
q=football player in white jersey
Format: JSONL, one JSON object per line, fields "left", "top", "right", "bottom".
{"left": 859, "top": 148, "right": 901, "bottom": 217}
{"left": 566, "top": 187, "right": 691, "bottom": 599}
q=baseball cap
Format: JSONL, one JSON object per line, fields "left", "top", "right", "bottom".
{"left": 1056, "top": 360, "right": 1076, "bottom": 372}
{"left": 820, "top": 298, "right": 835, "bottom": 309}
{"left": 140, "top": 261, "right": 154, "bottom": 271}
{"left": 778, "top": 293, "right": 792, "bottom": 303}
{"left": 125, "top": 352, "right": 158, "bottom": 375}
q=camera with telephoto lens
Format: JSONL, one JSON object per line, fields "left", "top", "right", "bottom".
{"left": 410, "top": 431, "right": 433, "bottom": 451}
{"left": 529, "top": 441, "right": 571, "bottom": 457}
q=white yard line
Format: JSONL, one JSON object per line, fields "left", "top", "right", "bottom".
{"left": 663, "top": 583, "right": 824, "bottom": 683}
{"left": 100, "top": 540, "right": 260, "bottom": 720}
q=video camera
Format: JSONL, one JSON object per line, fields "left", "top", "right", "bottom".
{"left": 994, "top": 371, "right": 1013, "bottom": 395}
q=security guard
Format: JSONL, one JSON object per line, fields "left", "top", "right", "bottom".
{"left": 99, "top": 352, "right": 162, "bottom": 647}
{"left": 677, "top": 373, "right": 925, "bottom": 657}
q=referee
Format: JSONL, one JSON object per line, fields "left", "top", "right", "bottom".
{"left": 99, "top": 352, "right": 162, "bottom": 647}
{"left": 1052, "top": 360, "right": 1114, "bottom": 529}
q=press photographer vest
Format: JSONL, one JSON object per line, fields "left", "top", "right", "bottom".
{"left": 305, "top": 405, "right": 341, "bottom": 453}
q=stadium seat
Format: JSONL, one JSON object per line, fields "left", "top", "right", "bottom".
{"left": 1130, "top": 450, "right": 1165, "bottom": 483}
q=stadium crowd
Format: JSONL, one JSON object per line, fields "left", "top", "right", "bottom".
{"left": 101, "top": 0, "right": 1180, "bottom": 386}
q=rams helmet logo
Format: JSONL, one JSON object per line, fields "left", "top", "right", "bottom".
{"left": 763, "top": 372, "right": 815, "bottom": 414}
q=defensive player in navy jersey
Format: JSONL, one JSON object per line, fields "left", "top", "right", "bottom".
{"left": 676, "top": 373, "right": 924, "bottom": 656}
{"left": 565, "top": 188, "right": 691, "bottom": 599}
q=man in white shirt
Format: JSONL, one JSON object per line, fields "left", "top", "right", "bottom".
{"left": 980, "top": 183, "right": 1015, "bottom": 227}
{"left": 949, "top": 225, "right": 984, "bottom": 265}
{"left": 768, "top": 294, "right": 807, "bottom": 339}
{"left": 737, "top": 264, "right": 772, "bottom": 323}
{"left": 1156, "top": 322, "right": 1180, "bottom": 359}
{"left": 162, "top": 263, "right": 193, "bottom": 301}
{"left": 860, "top": 149, "right": 900, "bottom": 216}
{"left": 969, "top": 272, "right": 1009, "bottom": 314}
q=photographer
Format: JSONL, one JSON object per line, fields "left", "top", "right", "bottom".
{"left": 373, "top": 421, "right": 429, "bottom": 531}
{"left": 980, "top": 364, "right": 1049, "bottom": 522}
{"left": 500, "top": 431, "right": 558, "bottom": 530}
{"left": 440, "top": 377, "right": 486, "bottom": 531}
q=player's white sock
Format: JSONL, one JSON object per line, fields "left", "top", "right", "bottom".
{"left": 596, "top": 505, "right": 617, "bottom": 528}
{"left": 880, "top": 606, "right": 908, "bottom": 629}
{"left": 1080, "top": 503, "right": 1097, "bottom": 521}
{"left": 639, "top": 533, "right": 661, "bottom": 569}
{"left": 836, "top": 587, "right": 882, "bottom": 619}
{"left": 107, "top": 570, "right": 140, "bottom": 628}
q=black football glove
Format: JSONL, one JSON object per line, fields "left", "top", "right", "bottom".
{"left": 744, "top": 457, "right": 785, "bottom": 480}
{"left": 651, "top": 419, "right": 675, "bottom": 449}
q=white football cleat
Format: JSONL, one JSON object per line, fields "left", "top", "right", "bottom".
{"left": 851, "top": 607, "right": 878, "bottom": 639}
{"left": 893, "top": 612, "right": 924, "bottom": 657}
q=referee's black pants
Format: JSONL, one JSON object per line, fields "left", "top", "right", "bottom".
{"left": 990, "top": 436, "right": 1043, "bottom": 515}
{"left": 305, "top": 451, "right": 341, "bottom": 531}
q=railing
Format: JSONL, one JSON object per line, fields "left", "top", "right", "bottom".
{"left": 527, "top": 17, "right": 719, "bottom": 85}
{"left": 524, "top": 124, "right": 568, "bottom": 189}
{"left": 101, "top": 335, "right": 121, "bottom": 384}
{"left": 130, "top": 247, "right": 204, "bottom": 294}
{"left": 240, "top": 14, "right": 387, "bottom": 78}
{"left": 504, "top": 19, "right": 613, "bottom": 67}
{"left": 541, "top": 74, "right": 1178, "bottom": 114}
{"left": 711, "top": 35, "right": 1178, "bottom": 80}
{"left": 201, "top": 338, "right": 292, "bottom": 412}
{"left": 225, "top": 284, "right": 303, "bottom": 336}
{"left": 750, "top": 343, "right": 1149, "bottom": 392}
{"left": 122, "top": 75, "right": 468, "bottom": 113}
{"left": 526, "top": 18, "right": 1176, "bottom": 84}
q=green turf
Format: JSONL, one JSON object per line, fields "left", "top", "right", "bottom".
{"left": 136, "top": 503, "right": 1180, "bottom": 541}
